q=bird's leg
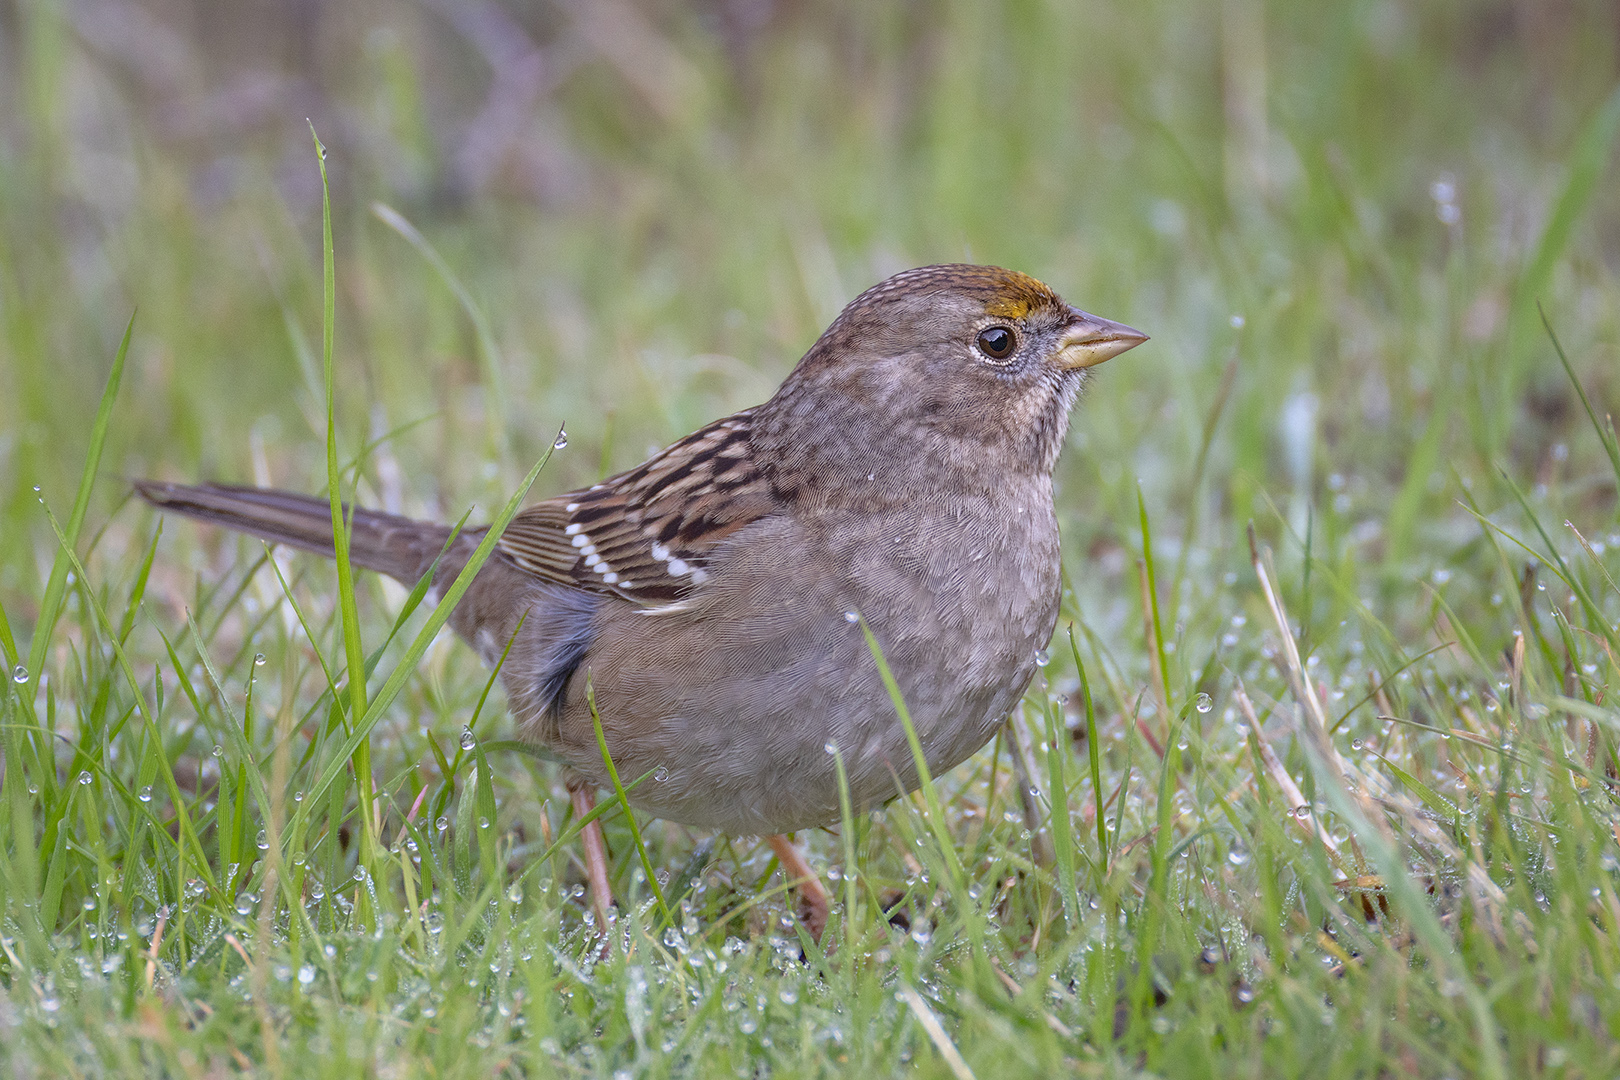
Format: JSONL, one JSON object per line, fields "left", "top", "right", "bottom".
{"left": 569, "top": 781, "right": 614, "bottom": 931}
{"left": 767, "top": 833, "right": 830, "bottom": 942}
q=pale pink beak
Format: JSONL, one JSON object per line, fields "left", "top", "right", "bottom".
{"left": 1053, "top": 310, "right": 1148, "bottom": 370}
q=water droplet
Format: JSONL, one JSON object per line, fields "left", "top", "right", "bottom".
{"left": 843, "top": 611, "right": 858, "bottom": 624}
{"left": 77, "top": 771, "right": 92, "bottom": 785}
{"left": 1350, "top": 739, "right": 1363, "bottom": 751}
{"left": 1195, "top": 693, "right": 1213, "bottom": 713}
{"left": 1227, "top": 847, "right": 1250, "bottom": 866}
{"left": 653, "top": 766, "right": 670, "bottom": 782}
{"left": 256, "top": 830, "right": 269, "bottom": 851}
{"left": 459, "top": 728, "right": 476, "bottom": 751}
{"left": 298, "top": 964, "right": 316, "bottom": 985}
{"left": 478, "top": 816, "right": 491, "bottom": 829}
{"left": 778, "top": 986, "right": 799, "bottom": 1005}
{"left": 138, "top": 786, "right": 153, "bottom": 803}
{"left": 1035, "top": 649, "right": 1051, "bottom": 666}
{"left": 11, "top": 665, "right": 26, "bottom": 684}
{"left": 824, "top": 741, "right": 838, "bottom": 755}
{"left": 211, "top": 745, "right": 224, "bottom": 758}
{"left": 553, "top": 428, "right": 569, "bottom": 450}
{"left": 507, "top": 883, "right": 523, "bottom": 904}
{"left": 83, "top": 896, "right": 97, "bottom": 912}
{"left": 253, "top": 653, "right": 266, "bottom": 666}
{"left": 293, "top": 790, "right": 304, "bottom": 802}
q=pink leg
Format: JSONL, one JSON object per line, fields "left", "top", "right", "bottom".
{"left": 570, "top": 783, "right": 614, "bottom": 930}
{"left": 767, "top": 833, "right": 830, "bottom": 942}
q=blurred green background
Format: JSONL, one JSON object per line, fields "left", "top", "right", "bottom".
{"left": 0, "top": 0, "right": 1617, "bottom": 638}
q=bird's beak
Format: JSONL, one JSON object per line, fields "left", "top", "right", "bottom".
{"left": 1052, "top": 310, "right": 1148, "bottom": 371}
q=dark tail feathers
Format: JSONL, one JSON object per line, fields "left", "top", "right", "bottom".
{"left": 134, "top": 480, "right": 466, "bottom": 585}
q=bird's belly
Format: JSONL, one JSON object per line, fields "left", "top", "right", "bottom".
{"left": 547, "top": 501, "right": 1061, "bottom": 834}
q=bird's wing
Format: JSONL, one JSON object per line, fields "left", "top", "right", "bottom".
{"left": 496, "top": 409, "right": 779, "bottom": 605}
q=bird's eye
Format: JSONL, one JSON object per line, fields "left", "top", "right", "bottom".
{"left": 976, "top": 326, "right": 1016, "bottom": 360}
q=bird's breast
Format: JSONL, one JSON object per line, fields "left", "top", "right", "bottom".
{"left": 548, "top": 478, "right": 1063, "bottom": 833}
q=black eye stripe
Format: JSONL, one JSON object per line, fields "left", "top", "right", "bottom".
{"left": 976, "top": 326, "right": 1015, "bottom": 360}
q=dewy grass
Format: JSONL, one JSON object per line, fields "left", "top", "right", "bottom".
{"left": 6, "top": 7, "right": 1620, "bottom": 1077}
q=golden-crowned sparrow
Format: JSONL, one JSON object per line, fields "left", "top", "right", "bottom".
{"left": 138, "top": 263, "right": 1145, "bottom": 934}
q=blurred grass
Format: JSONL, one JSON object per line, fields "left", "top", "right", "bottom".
{"left": 2, "top": 0, "right": 1620, "bottom": 1076}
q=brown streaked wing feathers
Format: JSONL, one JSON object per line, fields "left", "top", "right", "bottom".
{"left": 496, "top": 410, "right": 777, "bottom": 605}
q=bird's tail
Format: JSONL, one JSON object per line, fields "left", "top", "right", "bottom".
{"left": 134, "top": 480, "right": 469, "bottom": 585}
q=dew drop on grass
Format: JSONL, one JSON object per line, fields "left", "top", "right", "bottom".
{"left": 653, "top": 766, "right": 670, "bottom": 782}
{"left": 1035, "top": 649, "right": 1051, "bottom": 666}
{"left": 1195, "top": 693, "right": 1213, "bottom": 713}
{"left": 1350, "top": 739, "right": 1363, "bottom": 751}
{"left": 138, "top": 786, "right": 153, "bottom": 803}
{"left": 460, "top": 728, "right": 476, "bottom": 751}
{"left": 77, "top": 771, "right": 92, "bottom": 785}
{"left": 11, "top": 665, "right": 26, "bottom": 684}
{"left": 254, "top": 653, "right": 266, "bottom": 666}
{"left": 823, "top": 741, "right": 837, "bottom": 755}
{"left": 553, "top": 428, "right": 568, "bottom": 450}
{"left": 435, "top": 816, "right": 449, "bottom": 832}
{"left": 843, "top": 611, "right": 858, "bottom": 624}
{"left": 257, "top": 830, "right": 269, "bottom": 851}
{"left": 478, "top": 816, "right": 491, "bottom": 829}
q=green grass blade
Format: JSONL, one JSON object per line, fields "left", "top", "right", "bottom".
{"left": 1137, "top": 485, "right": 1170, "bottom": 714}
{"left": 38, "top": 502, "right": 215, "bottom": 894}
{"left": 286, "top": 448, "right": 551, "bottom": 839}
{"left": 372, "top": 201, "right": 507, "bottom": 453}
{"left": 1496, "top": 467, "right": 1620, "bottom": 656}
{"left": 23, "top": 312, "right": 133, "bottom": 692}
{"left": 0, "top": 593, "right": 20, "bottom": 670}
{"left": 856, "top": 617, "right": 976, "bottom": 949}
{"left": 1540, "top": 305, "right": 1620, "bottom": 504}
{"left": 309, "top": 126, "right": 376, "bottom": 876}
{"left": 1068, "top": 627, "right": 1108, "bottom": 888}
{"left": 587, "top": 679, "right": 671, "bottom": 926}
{"left": 1041, "top": 697, "right": 1079, "bottom": 934}
{"left": 1509, "top": 84, "right": 1620, "bottom": 376}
